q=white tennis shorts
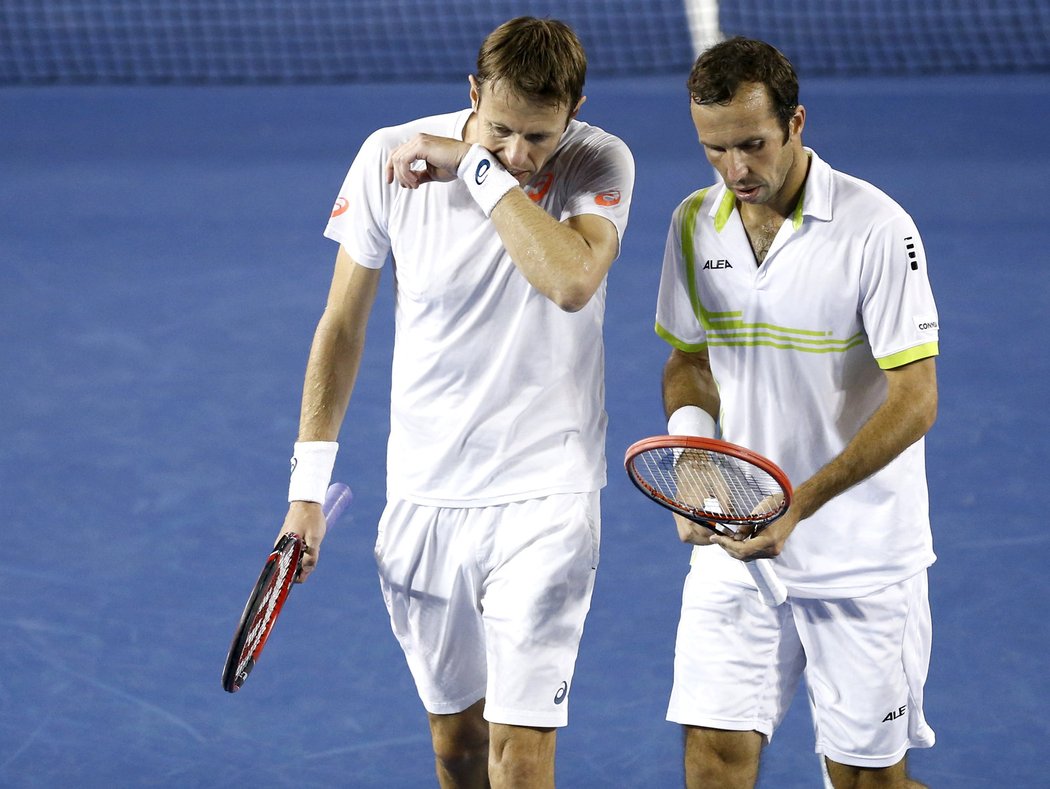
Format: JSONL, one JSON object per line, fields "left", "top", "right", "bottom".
{"left": 667, "top": 564, "right": 935, "bottom": 768}
{"left": 374, "top": 492, "right": 600, "bottom": 728}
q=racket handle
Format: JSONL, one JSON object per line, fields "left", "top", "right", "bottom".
{"left": 323, "top": 482, "right": 353, "bottom": 526}
{"left": 748, "top": 559, "right": 787, "bottom": 607}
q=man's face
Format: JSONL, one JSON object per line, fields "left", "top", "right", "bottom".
{"left": 468, "top": 76, "right": 580, "bottom": 184}
{"left": 691, "top": 81, "right": 804, "bottom": 208}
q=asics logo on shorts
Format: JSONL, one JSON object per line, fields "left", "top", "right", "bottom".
{"left": 475, "top": 159, "right": 491, "bottom": 185}
{"left": 554, "top": 680, "right": 568, "bottom": 705}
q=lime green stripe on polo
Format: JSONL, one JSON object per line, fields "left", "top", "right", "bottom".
{"left": 708, "top": 335, "right": 868, "bottom": 353}
{"left": 680, "top": 188, "right": 745, "bottom": 330}
{"left": 792, "top": 186, "right": 806, "bottom": 230}
{"left": 708, "top": 329, "right": 866, "bottom": 350}
{"left": 706, "top": 320, "right": 840, "bottom": 339}
{"left": 876, "top": 342, "right": 939, "bottom": 369}
{"left": 655, "top": 321, "right": 708, "bottom": 352}
{"left": 714, "top": 189, "right": 736, "bottom": 232}
{"left": 680, "top": 188, "right": 709, "bottom": 321}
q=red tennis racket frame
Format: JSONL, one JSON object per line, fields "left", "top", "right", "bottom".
{"left": 625, "top": 435, "right": 793, "bottom": 530}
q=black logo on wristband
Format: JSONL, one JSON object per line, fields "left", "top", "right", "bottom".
{"left": 475, "top": 159, "right": 491, "bottom": 185}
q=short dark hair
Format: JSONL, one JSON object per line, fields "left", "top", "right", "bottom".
{"left": 476, "top": 17, "right": 587, "bottom": 111}
{"left": 687, "top": 37, "right": 799, "bottom": 141}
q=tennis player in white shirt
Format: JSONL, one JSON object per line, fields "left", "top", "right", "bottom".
{"left": 275, "top": 17, "right": 634, "bottom": 789}
{"left": 656, "top": 37, "right": 938, "bottom": 789}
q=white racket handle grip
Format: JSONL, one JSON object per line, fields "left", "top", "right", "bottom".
{"left": 323, "top": 482, "right": 353, "bottom": 526}
{"left": 749, "top": 558, "right": 787, "bottom": 606}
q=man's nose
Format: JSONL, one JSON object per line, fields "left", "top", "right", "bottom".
{"left": 504, "top": 137, "right": 530, "bottom": 169}
{"left": 725, "top": 151, "right": 748, "bottom": 182}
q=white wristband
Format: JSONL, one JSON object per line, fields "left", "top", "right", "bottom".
{"left": 667, "top": 405, "right": 717, "bottom": 438}
{"left": 458, "top": 143, "right": 518, "bottom": 217}
{"left": 288, "top": 441, "right": 339, "bottom": 504}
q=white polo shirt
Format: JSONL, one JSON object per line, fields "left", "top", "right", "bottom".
{"left": 326, "top": 109, "right": 634, "bottom": 506}
{"left": 656, "top": 148, "right": 938, "bottom": 598}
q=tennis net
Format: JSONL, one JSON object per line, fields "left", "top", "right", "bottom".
{"left": 1, "top": 0, "right": 1046, "bottom": 85}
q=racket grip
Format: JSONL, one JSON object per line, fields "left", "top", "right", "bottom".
{"left": 323, "top": 482, "right": 353, "bottom": 526}
{"left": 749, "top": 559, "right": 787, "bottom": 606}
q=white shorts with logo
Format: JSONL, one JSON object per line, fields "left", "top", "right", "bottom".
{"left": 374, "top": 492, "right": 600, "bottom": 728}
{"left": 667, "top": 565, "right": 935, "bottom": 768}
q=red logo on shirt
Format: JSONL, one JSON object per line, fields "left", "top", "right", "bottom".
{"left": 525, "top": 173, "right": 554, "bottom": 202}
{"left": 330, "top": 197, "right": 349, "bottom": 218}
{"left": 594, "top": 190, "right": 621, "bottom": 207}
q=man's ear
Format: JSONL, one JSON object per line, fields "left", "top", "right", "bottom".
{"left": 791, "top": 103, "right": 806, "bottom": 138}
{"left": 570, "top": 95, "right": 587, "bottom": 121}
{"left": 469, "top": 74, "right": 480, "bottom": 111}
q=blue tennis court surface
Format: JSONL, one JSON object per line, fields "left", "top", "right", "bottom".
{"left": 2, "top": 73, "right": 1048, "bottom": 787}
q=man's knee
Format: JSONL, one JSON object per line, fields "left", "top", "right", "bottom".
{"left": 488, "top": 723, "right": 557, "bottom": 788}
{"left": 429, "top": 701, "right": 489, "bottom": 780}
{"left": 683, "top": 726, "right": 763, "bottom": 789}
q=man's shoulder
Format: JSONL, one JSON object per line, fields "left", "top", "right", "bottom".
{"left": 821, "top": 156, "right": 912, "bottom": 226}
{"left": 557, "top": 118, "right": 633, "bottom": 160}
{"left": 365, "top": 109, "right": 469, "bottom": 150}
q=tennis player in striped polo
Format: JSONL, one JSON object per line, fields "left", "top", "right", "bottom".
{"left": 276, "top": 17, "right": 634, "bottom": 788}
{"left": 656, "top": 38, "right": 938, "bottom": 788}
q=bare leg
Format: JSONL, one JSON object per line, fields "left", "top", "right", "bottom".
{"left": 683, "top": 725, "right": 763, "bottom": 789}
{"left": 825, "top": 755, "right": 928, "bottom": 789}
{"left": 429, "top": 699, "right": 490, "bottom": 789}
{"left": 488, "top": 722, "right": 557, "bottom": 789}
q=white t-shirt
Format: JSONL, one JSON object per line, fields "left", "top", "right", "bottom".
{"left": 325, "top": 109, "right": 634, "bottom": 506}
{"left": 656, "top": 149, "right": 938, "bottom": 598}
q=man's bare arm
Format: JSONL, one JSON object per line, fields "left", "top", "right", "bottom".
{"left": 491, "top": 192, "right": 621, "bottom": 312}
{"left": 714, "top": 356, "right": 938, "bottom": 559}
{"left": 279, "top": 248, "right": 381, "bottom": 581}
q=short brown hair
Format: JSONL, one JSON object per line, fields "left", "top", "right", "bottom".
{"left": 688, "top": 37, "right": 799, "bottom": 141}
{"left": 475, "top": 17, "right": 587, "bottom": 111}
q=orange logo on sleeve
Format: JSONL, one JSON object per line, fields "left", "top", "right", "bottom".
{"left": 525, "top": 173, "right": 554, "bottom": 202}
{"left": 330, "top": 197, "right": 349, "bottom": 218}
{"left": 594, "top": 190, "right": 621, "bottom": 207}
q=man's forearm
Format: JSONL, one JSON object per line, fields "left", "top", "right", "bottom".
{"left": 297, "top": 310, "right": 365, "bottom": 442}
{"left": 793, "top": 359, "right": 937, "bottom": 521}
{"left": 490, "top": 189, "right": 614, "bottom": 312}
{"left": 662, "top": 349, "right": 720, "bottom": 421}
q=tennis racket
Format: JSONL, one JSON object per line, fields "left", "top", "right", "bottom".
{"left": 625, "top": 436, "right": 790, "bottom": 606}
{"left": 221, "top": 482, "right": 353, "bottom": 693}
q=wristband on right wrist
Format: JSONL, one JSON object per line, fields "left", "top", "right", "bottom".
{"left": 457, "top": 143, "right": 518, "bottom": 217}
{"left": 667, "top": 405, "right": 717, "bottom": 438}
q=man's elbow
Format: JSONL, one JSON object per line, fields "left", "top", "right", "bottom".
{"left": 908, "top": 386, "right": 938, "bottom": 443}
{"left": 552, "top": 288, "right": 591, "bottom": 312}
{"left": 920, "top": 389, "right": 938, "bottom": 435}
{"left": 550, "top": 277, "right": 601, "bottom": 312}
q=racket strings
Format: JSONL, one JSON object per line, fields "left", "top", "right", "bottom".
{"left": 239, "top": 545, "right": 297, "bottom": 667}
{"left": 636, "top": 447, "right": 783, "bottom": 522}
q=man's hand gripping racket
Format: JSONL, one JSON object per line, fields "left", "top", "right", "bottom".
{"left": 625, "top": 436, "right": 790, "bottom": 606}
{"left": 221, "top": 482, "right": 353, "bottom": 693}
